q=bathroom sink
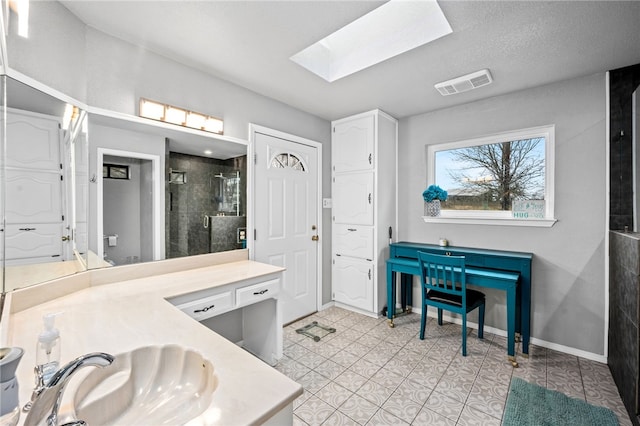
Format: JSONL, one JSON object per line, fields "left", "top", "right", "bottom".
{"left": 70, "top": 345, "right": 217, "bottom": 425}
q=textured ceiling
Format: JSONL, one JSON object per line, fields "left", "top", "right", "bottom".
{"left": 59, "top": 0, "right": 640, "bottom": 121}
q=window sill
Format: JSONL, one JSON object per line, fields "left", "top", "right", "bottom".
{"left": 422, "top": 216, "right": 557, "bottom": 227}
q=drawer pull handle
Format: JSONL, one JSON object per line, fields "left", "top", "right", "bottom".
{"left": 19, "top": 227, "right": 36, "bottom": 231}
{"left": 253, "top": 289, "right": 269, "bottom": 295}
{"left": 194, "top": 304, "right": 215, "bottom": 313}
{"left": 368, "top": 193, "right": 372, "bottom": 204}
{"left": 347, "top": 228, "right": 357, "bottom": 231}
{"left": 368, "top": 153, "right": 372, "bottom": 164}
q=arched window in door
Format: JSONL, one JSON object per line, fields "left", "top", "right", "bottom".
{"left": 270, "top": 152, "right": 307, "bottom": 172}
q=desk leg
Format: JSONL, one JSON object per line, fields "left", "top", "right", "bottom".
{"left": 401, "top": 273, "right": 412, "bottom": 313}
{"left": 521, "top": 279, "right": 530, "bottom": 358}
{"left": 386, "top": 265, "right": 396, "bottom": 328}
{"left": 507, "top": 286, "right": 518, "bottom": 367}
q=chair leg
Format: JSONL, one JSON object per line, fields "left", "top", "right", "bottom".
{"left": 437, "top": 308, "right": 443, "bottom": 326}
{"left": 420, "top": 305, "right": 426, "bottom": 340}
{"left": 478, "top": 303, "right": 485, "bottom": 340}
{"left": 462, "top": 314, "right": 467, "bottom": 357}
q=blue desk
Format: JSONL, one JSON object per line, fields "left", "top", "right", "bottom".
{"left": 386, "top": 242, "right": 533, "bottom": 365}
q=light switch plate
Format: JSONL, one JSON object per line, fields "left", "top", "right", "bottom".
{"left": 322, "top": 198, "right": 332, "bottom": 208}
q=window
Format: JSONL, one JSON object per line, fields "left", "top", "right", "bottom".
{"left": 426, "top": 125, "right": 556, "bottom": 226}
{"left": 103, "top": 164, "right": 130, "bottom": 179}
{"left": 270, "top": 152, "right": 306, "bottom": 171}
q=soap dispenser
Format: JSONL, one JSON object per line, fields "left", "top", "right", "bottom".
{"left": 36, "top": 313, "right": 61, "bottom": 385}
{"left": 0, "top": 347, "right": 24, "bottom": 426}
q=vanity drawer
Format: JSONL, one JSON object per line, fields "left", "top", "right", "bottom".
{"left": 175, "top": 291, "right": 233, "bottom": 321}
{"left": 236, "top": 278, "right": 280, "bottom": 307}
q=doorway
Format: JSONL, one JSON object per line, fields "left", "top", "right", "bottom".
{"left": 250, "top": 125, "right": 322, "bottom": 325}
{"left": 97, "top": 148, "right": 162, "bottom": 265}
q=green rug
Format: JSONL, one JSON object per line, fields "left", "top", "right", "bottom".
{"left": 502, "top": 378, "right": 619, "bottom": 426}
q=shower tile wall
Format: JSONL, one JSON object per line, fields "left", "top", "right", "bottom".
{"left": 167, "top": 152, "right": 246, "bottom": 258}
{"left": 609, "top": 230, "right": 640, "bottom": 425}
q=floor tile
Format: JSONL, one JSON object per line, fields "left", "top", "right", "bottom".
{"left": 278, "top": 307, "right": 631, "bottom": 426}
{"left": 339, "top": 394, "right": 379, "bottom": 425}
{"left": 296, "top": 395, "right": 335, "bottom": 425}
{"left": 366, "top": 408, "right": 410, "bottom": 425}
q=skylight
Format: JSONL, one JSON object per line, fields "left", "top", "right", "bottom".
{"left": 290, "top": 0, "right": 452, "bottom": 82}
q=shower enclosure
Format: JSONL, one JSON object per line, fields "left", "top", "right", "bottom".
{"left": 166, "top": 152, "right": 246, "bottom": 258}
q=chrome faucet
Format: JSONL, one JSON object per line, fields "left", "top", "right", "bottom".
{"left": 24, "top": 352, "right": 114, "bottom": 426}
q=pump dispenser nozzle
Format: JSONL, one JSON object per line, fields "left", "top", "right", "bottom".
{"left": 36, "top": 313, "right": 62, "bottom": 385}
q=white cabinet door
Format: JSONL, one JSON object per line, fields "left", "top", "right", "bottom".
{"left": 4, "top": 224, "right": 63, "bottom": 262}
{"left": 5, "top": 170, "right": 63, "bottom": 223}
{"left": 333, "top": 172, "right": 374, "bottom": 225}
{"left": 333, "top": 224, "right": 374, "bottom": 260}
{"left": 7, "top": 111, "right": 61, "bottom": 171}
{"left": 332, "top": 115, "right": 374, "bottom": 173}
{"left": 333, "top": 256, "right": 374, "bottom": 312}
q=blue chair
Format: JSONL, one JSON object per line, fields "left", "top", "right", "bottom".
{"left": 418, "top": 252, "right": 485, "bottom": 356}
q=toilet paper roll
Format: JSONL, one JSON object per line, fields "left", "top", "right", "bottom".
{"left": 108, "top": 236, "right": 117, "bottom": 247}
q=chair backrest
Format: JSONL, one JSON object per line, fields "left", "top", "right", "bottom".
{"left": 417, "top": 252, "right": 466, "bottom": 298}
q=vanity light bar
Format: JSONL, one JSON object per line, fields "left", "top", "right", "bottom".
{"left": 139, "top": 98, "right": 224, "bottom": 135}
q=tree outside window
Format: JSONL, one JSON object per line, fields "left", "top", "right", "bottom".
{"left": 436, "top": 138, "right": 545, "bottom": 211}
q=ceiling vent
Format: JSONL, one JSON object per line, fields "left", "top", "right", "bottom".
{"left": 434, "top": 69, "right": 493, "bottom": 96}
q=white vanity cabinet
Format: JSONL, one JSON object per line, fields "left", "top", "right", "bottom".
{"left": 168, "top": 274, "right": 282, "bottom": 365}
{"left": 331, "top": 110, "right": 397, "bottom": 317}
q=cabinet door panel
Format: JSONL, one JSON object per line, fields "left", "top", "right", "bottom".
{"left": 4, "top": 223, "right": 63, "bottom": 260}
{"left": 333, "top": 257, "right": 373, "bottom": 312}
{"left": 333, "top": 172, "right": 374, "bottom": 225}
{"left": 333, "top": 115, "right": 374, "bottom": 173}
{"left": 333, "top": 224, "right": 374, "bottom": 259}
{"left": 5, "top": 170, "right": 63, "bottom": 223}
{"left": 7, "top": 111, "right": 61, "bottom": 171}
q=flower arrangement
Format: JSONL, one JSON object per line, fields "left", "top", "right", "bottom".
{"left": 422, "top": 185, "right": 448, "bottom": 202}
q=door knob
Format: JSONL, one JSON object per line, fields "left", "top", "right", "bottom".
{"left": 311, "top": 235, "right": 319, "bottom": 241}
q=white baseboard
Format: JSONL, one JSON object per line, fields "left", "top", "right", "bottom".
{"left": 409, "top": 305, "right": 607, "bottom": 364}
{"left": 324, "top": 302, "right": 607, "bottom": 364}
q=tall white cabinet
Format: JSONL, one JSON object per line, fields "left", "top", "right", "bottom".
{"left": 331, "top": 110, "right": 397, "bottom": 316}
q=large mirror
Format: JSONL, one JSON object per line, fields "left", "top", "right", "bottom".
{"left": 2, "top": 77, "right": 248, "bottom": 293}
{"left": 2, "top": 76, "right": 89, "bottom": 292}
{"left": 87, "top": 112, "right": 247, "bottom": 269}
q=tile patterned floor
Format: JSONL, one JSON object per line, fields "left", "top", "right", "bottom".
{"left": 275, "top": 307, "right": 632, "bottom": 426}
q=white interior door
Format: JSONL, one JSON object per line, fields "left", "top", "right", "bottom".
{"left": 5, "top": 110, "right": 66, "bottom": 263}
{"left": 253, "top": 129, "right": 320, "bottom": 324}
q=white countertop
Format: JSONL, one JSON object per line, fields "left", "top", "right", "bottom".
{"left": 3, "top": 257, "right": 302, "bottom": 425}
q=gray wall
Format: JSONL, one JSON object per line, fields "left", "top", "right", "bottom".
{"left": 6, "top": 0, "right": 87, "bottom": 102}
{"left": 7, "top": 2, "right": 331, "bottom": 303}
{"left": 399, "top": 73, "right": 607, "bottom": 355}
{"left": 102, "top": 155, "right": 152, "bottom": 265}
{"left": 6, "top": 0, "right": 333, "bottom": 305}
{"left": 88, "top": 124, "right": 166, "bottom": 259}
{"left": 82, "top": 29, "right": 332, "bottom": 303}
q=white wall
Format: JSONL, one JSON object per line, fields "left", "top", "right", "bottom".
{"left": 399, "top": 73, "right": 607, "bottom": 356}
